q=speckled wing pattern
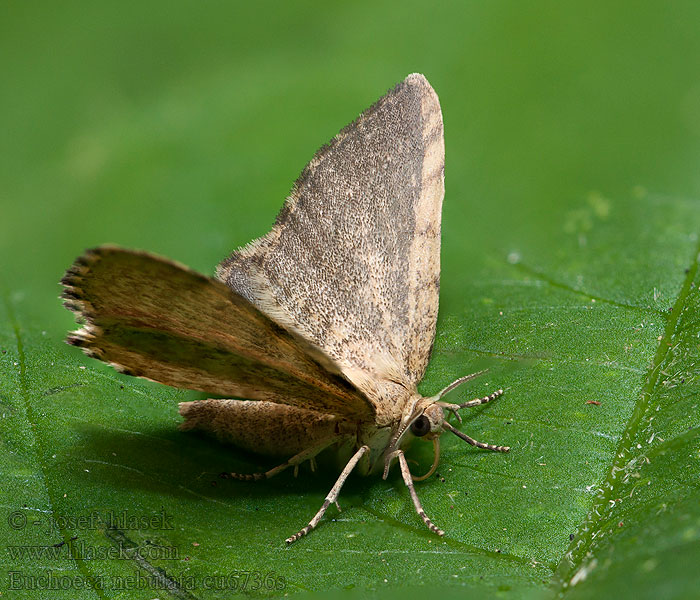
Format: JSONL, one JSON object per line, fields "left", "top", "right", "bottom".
{"left": 61, "top": 246, "right": 373, "bottom": 419}
{"left": 217, "top": 73, "right": 445, "bottom": 418}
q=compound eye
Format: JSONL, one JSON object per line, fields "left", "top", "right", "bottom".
{"left": 410, "top": 415, "right": 431, "bottom": 437}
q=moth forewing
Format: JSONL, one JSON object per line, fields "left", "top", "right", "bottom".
{"left": 61, "top": 73, "right": 510, "bottom": 546}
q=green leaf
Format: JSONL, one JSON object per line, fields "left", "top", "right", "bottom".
{"left": 2, "top": 2, "right": 700, "bottom": 599}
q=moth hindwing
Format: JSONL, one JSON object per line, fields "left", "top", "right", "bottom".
{"left": 62, "top": 73, "right": 509, "bottom": 544}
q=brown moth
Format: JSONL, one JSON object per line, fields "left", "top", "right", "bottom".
{"left": 61, "top": 73, "right": 509, "bottom": 544}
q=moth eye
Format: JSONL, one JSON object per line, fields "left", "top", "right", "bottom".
{"left": 410, "top": 415, "right": 431, "bottom": 437}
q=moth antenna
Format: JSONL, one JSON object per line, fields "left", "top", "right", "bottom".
{"left": 411, "top": 436, "right": 441, "bottom": 481}
{"left": 442, "top": 421, "right": 510, "bottom": 453}
{"left": 435, "top": 370, "right": 488, "bottom": 400}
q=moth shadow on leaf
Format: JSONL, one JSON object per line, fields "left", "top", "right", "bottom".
{"left": 71, "top": 418, "right": 369, "bottom": 503}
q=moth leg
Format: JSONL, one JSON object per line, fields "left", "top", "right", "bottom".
{"left": 397, "top": 450, "right": 444, "bottom": 536}
{"left": 439, "top": 388, "right": 504, "bottom": 423}
{"left": 440, "top": 388, "right": 509, "bottom": 451}
{"left": 286, "top": 445, "right": 369, "bottom": 544}
{"left": 442, "top": 420, "right": 510, "bottom": 453}
{"left": 229, "top": 437, "right": 340, "bottom": 482}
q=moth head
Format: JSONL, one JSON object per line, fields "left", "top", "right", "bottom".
{"left": 408, "top": 403, "right": 444, "bottom": 439}
{"left": 382, "top": 397, "right": 446, "bottom": 481}
{"left": 383, "top": 370, "right": 493, "bottom": 482}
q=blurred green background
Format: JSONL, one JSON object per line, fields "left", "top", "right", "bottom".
{"left": 2, "top": 1, "right": 700, "bottom": 599}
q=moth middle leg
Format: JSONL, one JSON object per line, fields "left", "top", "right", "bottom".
{"left": 397, "top": 449, "right": 444, "bottom": 536}
{"left": 179, "top": 399, "right": 347, "bottom": 479}
{"left": 286, "top": 444, "right": 370, "bottom": 544}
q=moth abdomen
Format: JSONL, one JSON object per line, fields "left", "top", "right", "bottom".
{"left": 179, "top": 399, "right": 347, "bottom": 457}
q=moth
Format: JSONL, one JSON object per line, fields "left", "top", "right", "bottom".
{"left": 61, "top": 73, "right": 509, "bottom": 544}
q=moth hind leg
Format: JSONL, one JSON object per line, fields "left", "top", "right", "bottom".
{"left": 179, "top": 399, "right": 345, "bottom": 480}
{"left": 229, "top": 440, "right": 339, "bottom": 481}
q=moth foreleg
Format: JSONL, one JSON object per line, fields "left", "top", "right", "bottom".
{"left": 439, "top": 388, "right": 504, "bottom": 423}
{"left": 442, "top": 421, "right": 510, "bottom": 452}
{"left": 439, "top": 389, "right": 510, "bottom": 452}
{"left": 286, "top": 444, "right": 369, "bottom": 544}
{"left": 457, "top": 388, "right": 504, "bottom": 409}
{"left": 397, "top": 450, "right": 444, "bottom": 537}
